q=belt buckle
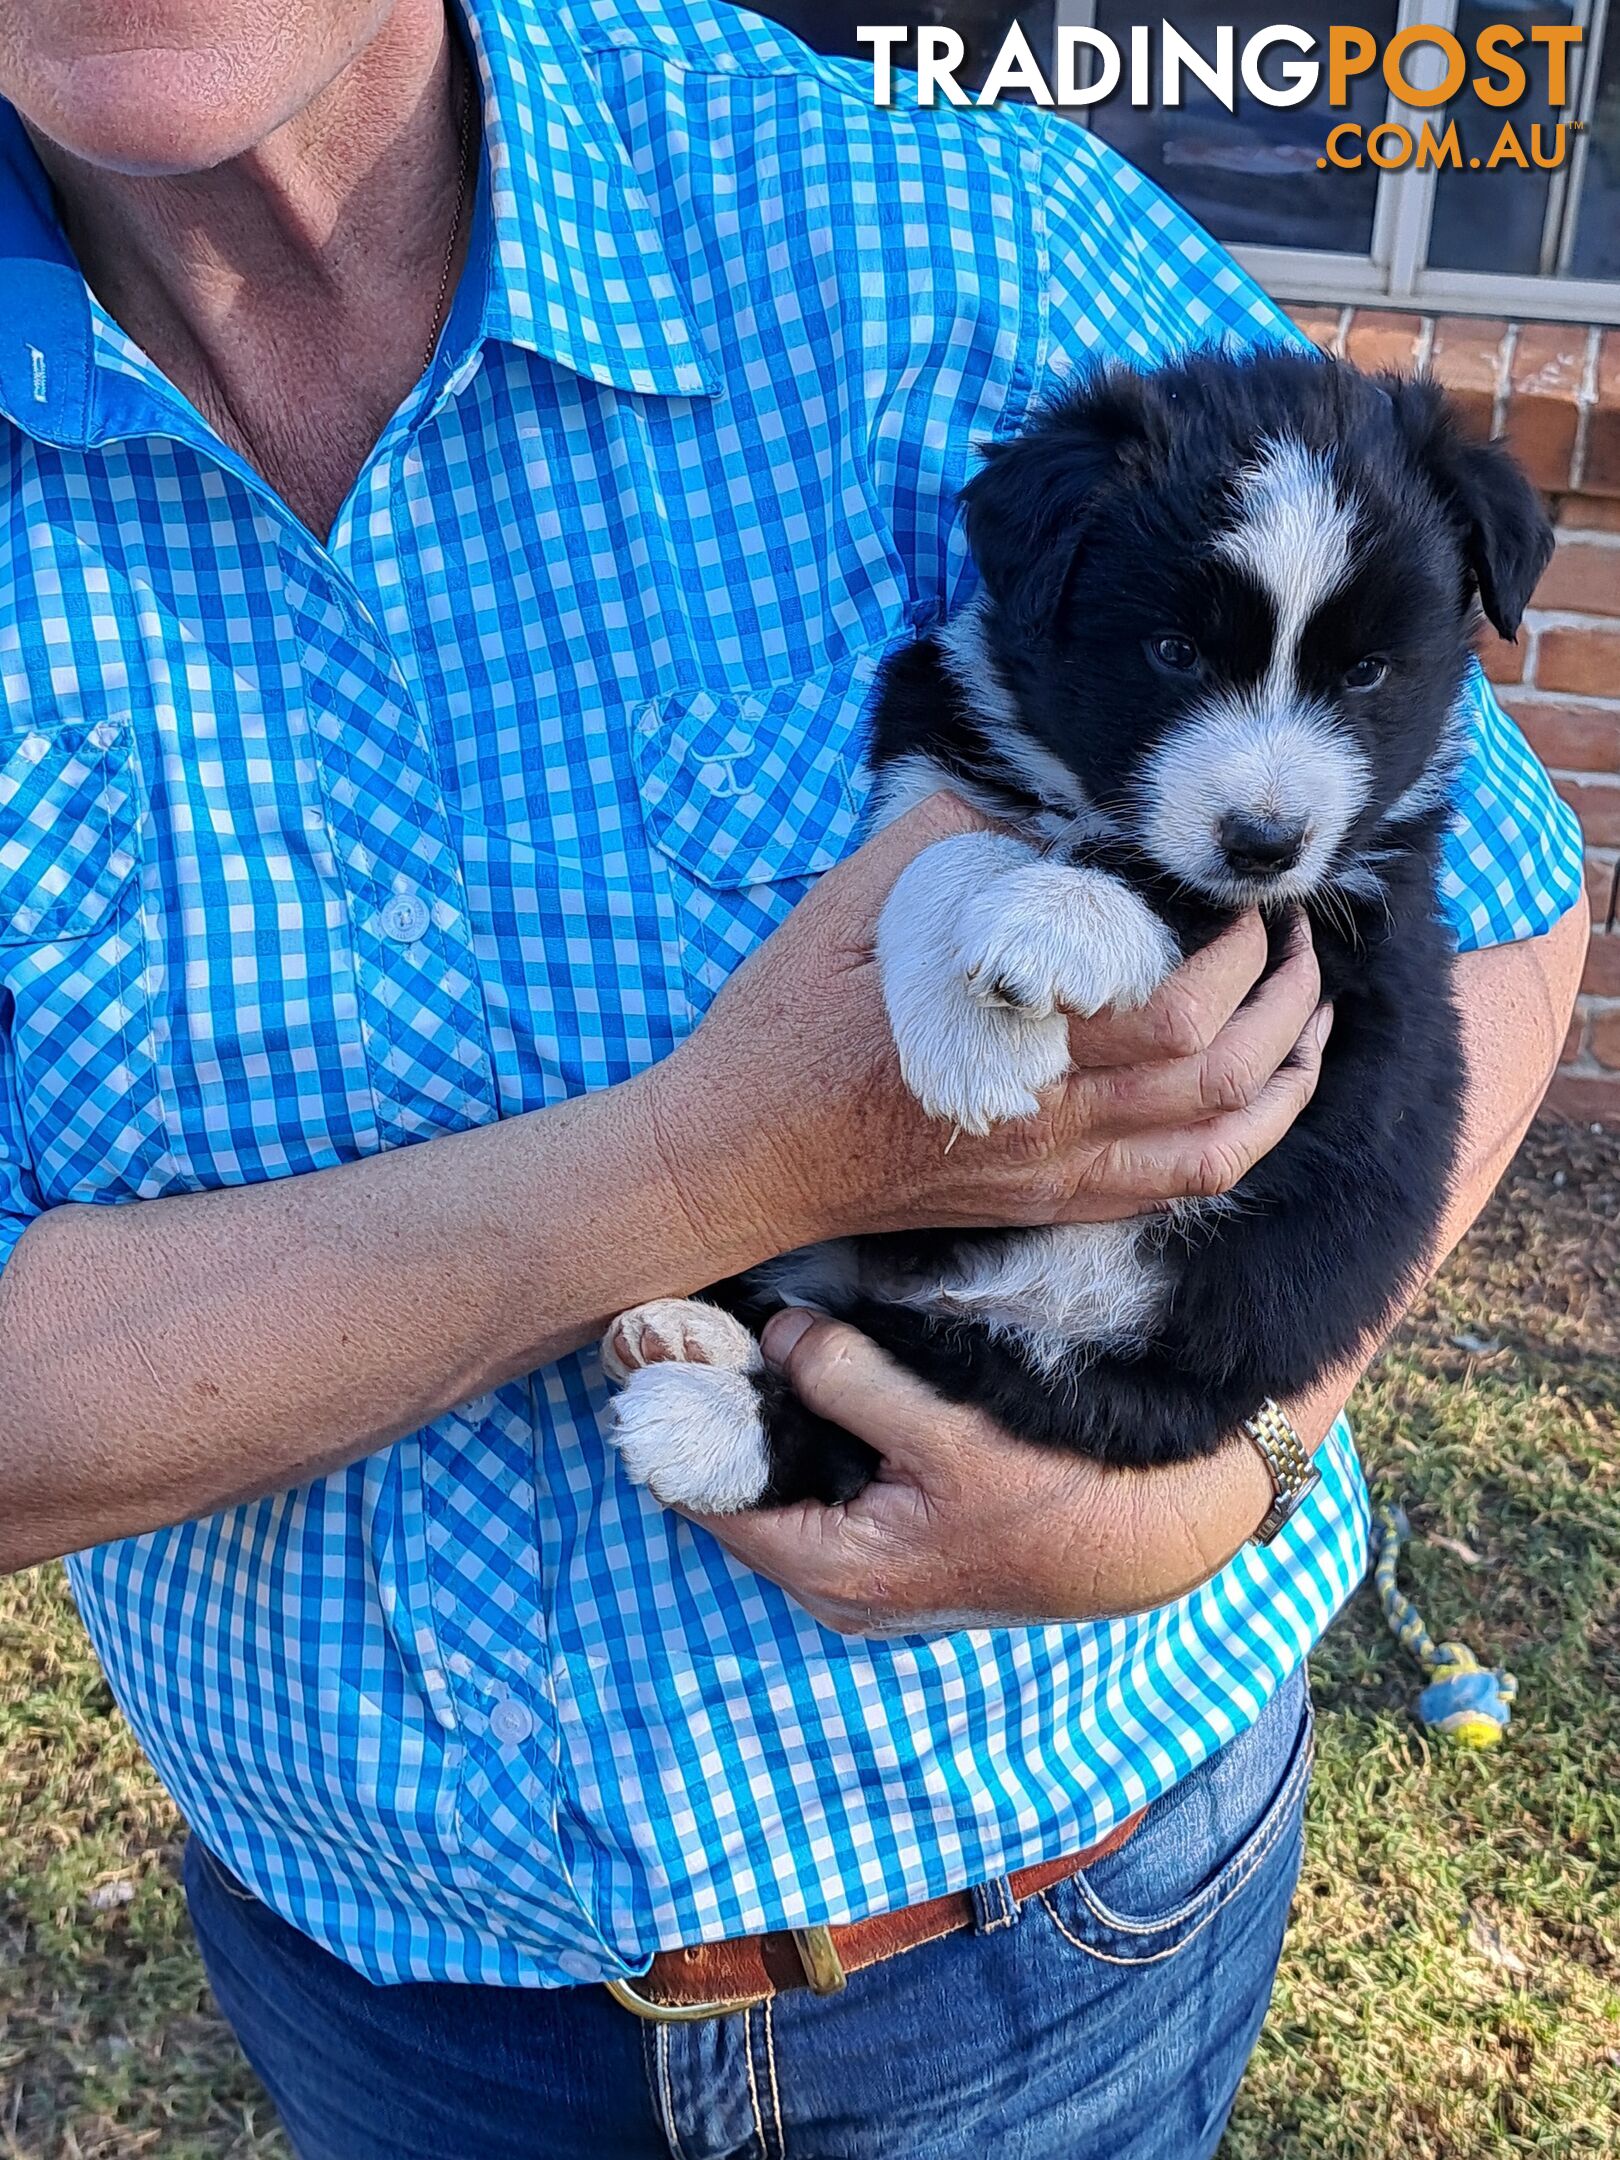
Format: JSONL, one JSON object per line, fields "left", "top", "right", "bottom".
{"left": 604, "top": 1924, "right": 848, "bottom": 2021}
{"left": 604, "top": 1973, "right": 767, "bottom": 2023}
{"left": 791, "top": 1924, "right": 848, "bottom": 1996}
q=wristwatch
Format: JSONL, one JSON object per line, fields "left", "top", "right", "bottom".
{"left": 1241, "top": 1399, "right": 1321, "bottom": 1544}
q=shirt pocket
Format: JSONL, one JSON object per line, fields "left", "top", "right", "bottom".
{"left": 0, "top": 711, "right": 165, "bottom": 1204}
{"left": 632, "top": 647, "right": 887, "bottom": 1018}
{"left": 0, "top": 716, "right": 141, "bottom": 947}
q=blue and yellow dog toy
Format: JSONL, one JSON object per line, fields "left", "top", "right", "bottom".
{"left": 1370, "top": 1504, "right": 1518, "bottom": 1748}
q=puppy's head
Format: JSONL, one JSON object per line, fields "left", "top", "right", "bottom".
{"left": 960, "top": 350, "right": 1551, "bottom": 906}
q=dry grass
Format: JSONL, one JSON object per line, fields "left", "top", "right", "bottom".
{"left": 3, "top": 1116, "right": 1617, "bottom": 2156}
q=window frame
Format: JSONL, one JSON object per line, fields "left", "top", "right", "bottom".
{"left": 1049, "top": 0, "right": 1620, "bottom": 323}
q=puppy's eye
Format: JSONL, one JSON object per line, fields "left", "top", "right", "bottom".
{"left": 1343, "top": 657, "right": 1389, "bottom": 691}
{"left": 1147, "top": 633, "right": 1200, "bottom": 674}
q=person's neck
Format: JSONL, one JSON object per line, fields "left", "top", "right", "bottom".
{"left": 27, "top": 0, "right": 473, "bottom": 538}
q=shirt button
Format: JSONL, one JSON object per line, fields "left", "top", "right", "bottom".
{"left": 490, "top": 1697, "right": 534, "bottom": 1745}
{"left": 380, "top": 893, "right": 431, "bottom": 943}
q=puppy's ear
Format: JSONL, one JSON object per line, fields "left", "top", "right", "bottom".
{"left": 962, "top": 370, "right": 1155, "bottom": 636}
{"left": 1387, "top": 376, "right": 1552, "bottom": 640}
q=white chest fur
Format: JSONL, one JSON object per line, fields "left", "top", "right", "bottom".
{"left": 762, "top": 1219, "right": 1169, "bottom": 1375}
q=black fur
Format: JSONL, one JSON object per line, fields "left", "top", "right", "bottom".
{"left": 715, "top": 350, "right": 1551, "bottom": 1500}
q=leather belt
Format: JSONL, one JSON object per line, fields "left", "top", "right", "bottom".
{"left": 605, "top": 1810, "right": 1146, "bottom": 2021}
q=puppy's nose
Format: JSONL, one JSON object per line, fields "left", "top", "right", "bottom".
{"left": 1219, "top": 811, "right": 1307, "bottom": 878}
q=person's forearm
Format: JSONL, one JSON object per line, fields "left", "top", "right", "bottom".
{"left": 1283, "top": 897, "right": 1590, "bottom": 1459}
{"left": 1082, "top": 902, "right": 1594, "bottom": 1610}
{"left": 1046, "top": 900, "right": 1592, "bottom": 1612}
{"left": 0, "top": 1061, "right": 785, "bottom": 1573}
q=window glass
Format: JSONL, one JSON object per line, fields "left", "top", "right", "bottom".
{"left": 1568, "top": 22, "right": 1620, "bottom": 277}
{"left": 1426, "top": 0, "right": 1574, "bottom": 276}
{"left": 1080, "top": 1, "right": 1395, "bottom": 254}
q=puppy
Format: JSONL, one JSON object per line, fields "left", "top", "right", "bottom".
{"left": 603, "top": 348, "right": 1552, "bottom": 1514}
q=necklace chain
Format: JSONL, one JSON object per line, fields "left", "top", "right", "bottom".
{"left": 423, "top": 53, "right": 475, "bottom": 373}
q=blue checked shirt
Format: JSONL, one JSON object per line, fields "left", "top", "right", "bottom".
{"left": 0, "top": 0, "right": 1582, "bottom": 1986}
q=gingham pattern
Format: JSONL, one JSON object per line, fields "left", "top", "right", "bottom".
{"left": 0, "top": 0, "right": 1583, "bottom": 1987}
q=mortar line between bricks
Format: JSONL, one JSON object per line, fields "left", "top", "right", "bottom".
{"left": 1505, "top": 690, "right": 1620, "bottom": 710}
{"left": 1571, "top": 326, "right": 1603, "bottom": 494}
{"left": 1491, "top": 323, "right": 1519, "bottom": 440}
{"left": 1520, "top": 608, "right": 1620, "bottom": 630}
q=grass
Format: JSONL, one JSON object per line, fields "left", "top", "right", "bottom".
{"left": 1224, "top": 1115, "right": 1620, "bottom": 2157}
{"left": 3, "top": 1117, "right": 1618, "bottom": 2157}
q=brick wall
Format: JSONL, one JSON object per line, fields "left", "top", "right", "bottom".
{"left": 1287, "top": 306, "right": 1620, "bottom": 1127}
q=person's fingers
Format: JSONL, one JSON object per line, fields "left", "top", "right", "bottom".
{"left": 1066, "top": 910, "right": 1273, "bottom": 1069}
{"left": 760, "top": 1306, "right": 819, "bottom": 1368}
{"left": 1065, "top": 999, "right": 1332, "bottom": 1213}
{"left": 673, "top": 1313, "right": 954, "bottom": 1601}
{"left": 1074, "top": 920, "right": 1321, "bottom": 1134}
{"left": 758, "top": 1312, "right": 980, "bottom": 1476}
{"left": 684, "top": 1489, "right": 866, "bottom": 1607}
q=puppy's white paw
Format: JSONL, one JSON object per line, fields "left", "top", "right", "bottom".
{"left": 878, "top": 833, "right": 1077, "bottom": 1136}
{"left": 600, "top": 1299, "right": 762, "bottom": 1386}
{"left": 893, "top": 996, "right": 1072, "bottom": 1137}
{"left": 607, "top": 1363, "right": 771, "bottom": 1514}
{"left": 954, "top": 865, "right": 1179, "bottom": 1019}
{"left": 877, "top": 834, "right": 1180, "bottom": 1137}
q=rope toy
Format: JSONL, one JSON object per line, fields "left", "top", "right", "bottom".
{"left": 1370, "top": 1504, "right": 1517, "bottom": 1748}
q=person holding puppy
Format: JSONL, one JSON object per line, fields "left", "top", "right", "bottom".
{"left": 0, "top": 2, "right": 1586, "bottom": 2154}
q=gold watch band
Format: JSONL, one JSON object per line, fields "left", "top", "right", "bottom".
{"left": 1241, "top": 1399, "right": 1322, "bottom": 1545}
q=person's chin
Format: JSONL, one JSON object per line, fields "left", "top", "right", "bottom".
{"left": 22, "top": 50, "right": 297, "bottom": 175}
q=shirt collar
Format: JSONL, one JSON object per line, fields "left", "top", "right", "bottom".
{"left": 0, "top": 0, "right": 713, "bottom": 449}
{"left": 0, "top": 106, "right": 93, "bottom": 445}
{"left": 462, "top": 1, "right": 714, "bottom": 398}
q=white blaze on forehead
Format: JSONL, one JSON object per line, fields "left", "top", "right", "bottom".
{"left": 1216, "top": 437, "right": 1357, "bottom": 699}
{"left": 1136, "top": 437, "right": 1368, "bottom": 901}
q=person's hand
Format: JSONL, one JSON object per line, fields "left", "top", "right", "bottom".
{"left": 686, "top": 1309, "right": 1277, "bottom": 1632}
{"left": 643, "top": 792, "right": 1330, "bottom": 1257}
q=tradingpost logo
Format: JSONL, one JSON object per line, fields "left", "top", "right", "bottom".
{"left": 857, "top": 21, "right": 1586, "bottom": 172}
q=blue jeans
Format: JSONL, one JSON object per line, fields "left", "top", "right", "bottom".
{"left": 185, "top": 1667, "right": 1310, "bottom": 2160}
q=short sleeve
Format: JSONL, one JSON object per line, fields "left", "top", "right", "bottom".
{"left": 1036, "top": 116, "right": 1303, "bottom": 373}
{"left": 0, "top": 1013, "right": 41, "bottom": 1280}
{"left": 1034, "top": 120, "right": 1587, "bottom": 952}
{"left": 1438, "top": 670, "right": 1586, "bottom": 951}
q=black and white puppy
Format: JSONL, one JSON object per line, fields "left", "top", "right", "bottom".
{"left": 602, "top": 349, "right": 1552, "bottom": 1513}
